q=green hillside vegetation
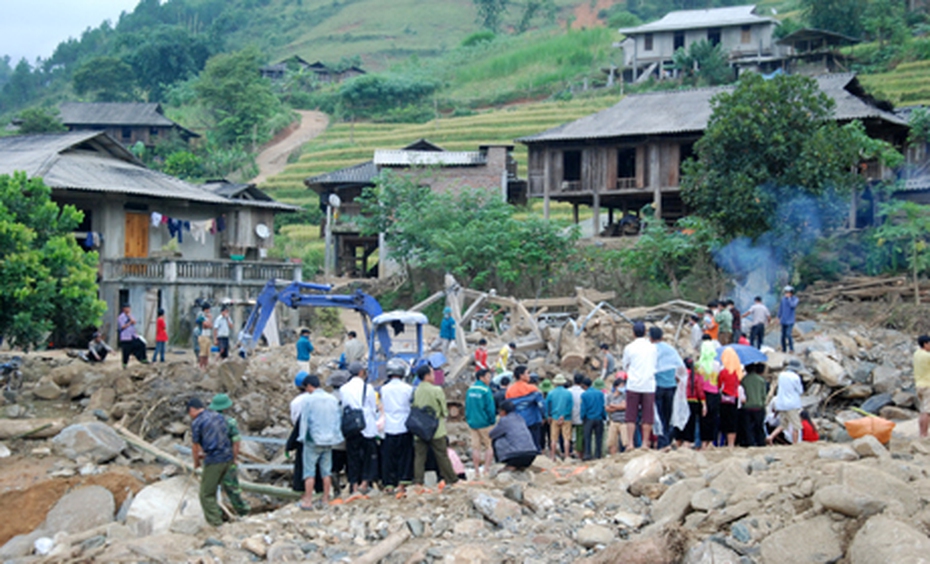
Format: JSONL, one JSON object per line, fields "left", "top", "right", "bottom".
{"left": 860, "top": 59, "right": 930, "bottom": 106}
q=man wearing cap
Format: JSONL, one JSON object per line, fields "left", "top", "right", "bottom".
{"left": 766, "top": 363, "right": 803, "bottom": 445}
{"left": 546, "top": 374, "right": 573, "bottom": 460}
{"left": 465, "top": 369, "right": 497, "bottom": 478}
{"left": 778, "top": 286, "right": 799, "bottom": 353}
{"left": 188, "top": 397, "right": 233, "bottom": 526}
{"left": 505, "top": 366, "right": 545, "bottom": 452}
{"left": 622, "top": 321, "right": 658, "bottom": 450}
{"left": 296, "top": 329, "right": 314, "bottom": 374}
{"left": 298, "top": 374, "right": 344, "bottom": 509}
{"left": 651, "top": 326, "right": 685, "bottom": 449}
{"left": 214, "top": 305, "right": 232, "bottom": 360}
{"left": 412, "top": 364, "right": 459, "bottom": 485}
{"left": 743, "top": 296, "right": 771, "bottom": 350}
{"left": 196, "top": 304, "right": 213, "bottom": 370}
{"left": 287, "top": 371, "right": 311, "bottom": 493}
{"left": 208, "top": 393, "right": 250, "bottom": 515}
{"left": 339, "top": 362, "right": 379, "bottom": 494}
{"left": 580, "top": 378, "right": 607, "bottom": 460}
{"left": 440, "top": 307, "right": 456, "bottom": 356}
{"left": 380, "top": 359, "right": 414, "bottom": 491}
{"left": 606, "top": 374, "right": 628, "bottom": 455}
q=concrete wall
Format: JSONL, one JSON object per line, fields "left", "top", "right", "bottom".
{"left": 394, "top": 146, "right": 510, "bottom": 198}
{"left": 622, "top": 22, "right": 778, "bottom": 67}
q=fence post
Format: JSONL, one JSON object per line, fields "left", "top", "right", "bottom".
{"left": 234, "top": 264, "right": 244, "bottom": 284}
{"left": 165, "top": 261, "right": 177, "bottom": 283}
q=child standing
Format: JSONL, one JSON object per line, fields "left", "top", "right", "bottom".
{"left": 474, "top": 339, "right": 489, "bottom": 373}
{"left": 153, "top": 308, "right": 168, "bottom": 363}
{"left": 208, "top": 393, "right": 251, "bottom": 516}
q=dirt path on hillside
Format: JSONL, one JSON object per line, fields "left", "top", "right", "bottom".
{"left": 251, "top": 110, "right": 329, "bottom": 185}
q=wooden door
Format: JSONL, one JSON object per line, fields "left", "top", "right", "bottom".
{"left": 124, "top": 212, "right": 149, "bottom": 258}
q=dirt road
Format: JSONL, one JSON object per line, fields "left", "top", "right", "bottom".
{"left": 251, "top": 110, "right": 329, "bottom": 185}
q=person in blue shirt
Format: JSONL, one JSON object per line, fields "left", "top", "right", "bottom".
{"left": 440, "top": 307, "right": 456, "bottom": 356}
{"left": 465, "top": 369, "right": 497, "bottom": 478}
{"left": 188, "top": 397, "right": 233, "bottom": 526}
{"left": 546, "top": 374, "right": 574, "bottom": 460}
{"left": 778, "top": 286, "right": 799, "bottom": 353}
{"left": 580, "top": 378, "right": 607, "bottom": 460}
{"left": 296, "top": 328, "right": 314, "bottom": 373}
{"left": 650, "top": 326, "right": 685, "bottom": 449}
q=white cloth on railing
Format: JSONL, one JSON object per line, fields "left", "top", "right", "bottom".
{"left": 190, "top": 220, "right": 212, "bottom": 244}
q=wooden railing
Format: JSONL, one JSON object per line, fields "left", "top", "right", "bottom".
{"left": 617, "top": 177, "right": 638, "bottom": 190}
{"left": 102, "top": 259, "right": 301, "bottom": 284}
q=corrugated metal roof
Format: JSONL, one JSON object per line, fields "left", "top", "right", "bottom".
{"left": 0, "top": 131, "right": 292, "bottom": 209}
{"left": 202, "top": 180, "right": 301, "bottom": 211}
{"left": 618, "top": 5, "right": 775, "bottom": 34}
{"left": 305, "top": 161, "right": 379, "bottom": 187}
{"left": 373, "top": 150, "right": 486, "bottom": 166}
{"left": 60, "top": 102, "right": 175, "bottom": 127}
{"left": 518, "top": 74, "right": 908, "bottom": 144}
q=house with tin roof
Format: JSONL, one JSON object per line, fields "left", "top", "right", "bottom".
{"left": 517, "top": 73, "right": 909, "bottom": 234}
{"left": 0, "top": 131, "right": 299, "bottom": 345}
{"left": 58, "top": 102, "right": 199, "bottom": 149}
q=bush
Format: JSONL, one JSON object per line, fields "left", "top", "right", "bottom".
{"left": 375, "top": 104, "right": 435, "bottom": 124}
{"left": 461, "top": 31, "right": 496, "bottom": 47}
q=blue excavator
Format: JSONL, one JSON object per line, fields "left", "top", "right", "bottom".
{"left": 238, "top": 280, "right": 429, "bottom": 380}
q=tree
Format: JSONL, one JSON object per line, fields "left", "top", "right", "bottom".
{"left": 473, "top": 0, "right": 510, "bottom": 32}
{"left": 517, "top": 0, "right": 558, "bottom": 33}
{"left": 125, "top": 25, "right": 213, "bottom": 100}
{"left": 672, "top": 39, "right": 733, "bottom": 87}
{"left": 357, "top": 170, "right": 576, "bottom": 291}
{"left": 194, "top": 47, "right": 281, "bottom": 146}
{"left": 162, "top": 151, "right": 204, "bottom": 180}
{"left": 874, "top": 200, "right": 930, "bottom": 305}
{"left": 73, "top": 56, "right": 137, "bottom": 102}
{"left": 864, "top": 0, "right": 909, "bottom": 48}
{"left": 681, "top": 74, "right": 899, "bottom": 239}
{"left": 0, "top": 173, "right": 105, "bottom": 350}
{"left": 800, "top": 0, "right": 867, "bottom": 38}
{"left": 16, "top": 107, "right": 66, "bottom": 134}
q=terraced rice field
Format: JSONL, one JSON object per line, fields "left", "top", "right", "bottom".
{"left": 259, "top": 95, "right": 618, "bottom": 209}
{"left": 859, "top": 60, "right": 930, "bottom": 108}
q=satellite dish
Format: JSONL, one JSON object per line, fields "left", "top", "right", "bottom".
{"left": 328, "top": 194, "right": 342, "bottom": 208}
{"left": 255, "top": 223, "right": 270, "bottom": 239}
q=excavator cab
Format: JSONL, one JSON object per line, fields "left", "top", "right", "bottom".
{"left": 368, "top": 310, "right": 428, "bottom": 381}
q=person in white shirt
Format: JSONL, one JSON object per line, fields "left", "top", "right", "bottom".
{"left": 214, "top": 305, "right": 232, "bottom": 360}
{"left": 379, "top": 359, "right": 413, "bottom": 492}
{"left": 621, "top": 322, "right": 658, "bottom": 449}
{"left": 743, "top": 296, "right": 771, "bottom": 350}
{"left": 766, "top": 362, "right": 804, "bottom": 445}
{"left": 569, "top": 373, "right": 585, "bottom": 458}
{"left": 339, "top": 362, "right": 379, "bottom": 494}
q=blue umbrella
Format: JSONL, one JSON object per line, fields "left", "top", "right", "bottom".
{"left": 715, "top": 344, "right": 767, "bottom": 365}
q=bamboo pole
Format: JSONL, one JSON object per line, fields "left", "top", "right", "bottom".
{"left": 354, "top": 528, "right": 411, "bottom": 564}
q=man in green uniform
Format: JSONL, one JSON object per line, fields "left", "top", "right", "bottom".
{"left": 412, "top": 364, "right": 459, "bottom": 486}
{"left": 208, "top": 393, "right": 250, "bottom": 516}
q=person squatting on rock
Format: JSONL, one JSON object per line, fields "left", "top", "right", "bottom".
{"left": 767, "top": 361, "right": 804, "bottom": 445}
{"left": 81, "top": 331, "right": 113, "bottom": 363}
{"left": 380, "top": 358, "right": 414, "bottom": 492}
{"left": 340, "top": 362, "right": 379, "bottom": 494}
{"left": 298, "top": 374, "right": 343, "bottom": 509}
{"left": 208, "top": 393, "right": 250, "bottom": 515}
{"left": 187, "top": 396, "right": 233, "bottom": 527}
{"left": 489, "top": 400, "right": 539, "bottom": 470}
{"left": 465, "top": 368, "right": 497, "bottom": 477}
{"left": 412, "top": 363, "right": 459, "bottom": 485}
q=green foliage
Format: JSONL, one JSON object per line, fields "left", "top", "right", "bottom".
{"left": 0, "top": 173, "right": 105, "bottom": 350}
{"left": 604, "top": 10, "right": 642, "bottom": 30}
{"left": 357, "top": 170, "right": 576, "bottom": 291}
{"left": 681, "top": 74, "right": 900, "bottom": 239}
{"left": 799, "top": 0, "right": 867, "bottom": 38}
{"left": 194, "top": 47, "right": 283, "bottom": 146}
{"left": 162, "top": 151, "right": 205, "bottom": 180}
{"left": 474, "top": 0, "right": 510, "bottom": 32}
{"left": 873, "top": 200, "right": 930, "bottom": 301}
{"left": 909, "top": 107, "right": 930, "bottom": 146}
{"left": 338, "top": 73, "right": 439, "bottom": 120}
{"left": 517, "top": 0, "right": 558, "bottom": 33}
{"left": 72, "top": 56, "right": 137, "bottom": 102}
{"left": 124, "top": 25, "right": 214, "bottom": 100}
{"left": 773, "top": 17, "right": 804, "bottom": 40}
{"left": 274, "top": 206, "right": 324, "bottom": 233}
{"left": 672, "top": 40, "right": 734, "bottom": 87}
{"left": 619, "top": 211, "right": 721, "bottom": 297}
{"left": 461, "top": 31, "right": 496, "bottom": 47}
{"left": 864, "top": 0, "right": 909, "bottom": 48}
{"left": 16, "top": 107, "right": 66, "bottom": 134}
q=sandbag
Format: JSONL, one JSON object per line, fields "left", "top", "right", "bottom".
{"left": 845, "top": 417, "right": 895, "bottom": 445}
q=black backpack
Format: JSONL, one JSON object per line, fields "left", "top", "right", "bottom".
{"left": 406, "top": 405, "right": 439, "bottom": 442}
{"left": 341, "top": 382, "right": 368, "bottom": 439}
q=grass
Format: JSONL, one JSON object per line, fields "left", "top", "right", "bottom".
{"left": 859, "top": 59, "right": 930, "bottom": 107}
{"left": 259, "top": 94, "right": 618, "bottom": 208}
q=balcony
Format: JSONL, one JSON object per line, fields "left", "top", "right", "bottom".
{"left": 102, "top": 258, "right": 302, "bottom": 285}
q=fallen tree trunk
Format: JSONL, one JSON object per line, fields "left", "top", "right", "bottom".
{"left": 0, "top": 418, "right": 66, "bottom": 439}
{"left": 354, "top": 528, "right": 411, "bottom": 564}
{"left": 559, "top": 321, "right": 586, "bottom": 372}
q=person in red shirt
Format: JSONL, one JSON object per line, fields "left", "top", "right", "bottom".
{"left": 153, "top": 308, "right": 168, "bottom": 363}
{"left": 718, "top": 347, "right": 743, "bottom": 448}
{"left": 474, "top": 339, "right": 489, "bottom": 373}
{"left": 800, "top": 410, "right": 820, "bottom": 442}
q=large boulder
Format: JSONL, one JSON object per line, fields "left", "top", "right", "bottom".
{"left": 809, "top": 351, "right": 850, "bottom": 387}
{"left": 623, "top": 453, "right": 664, "bottom": 490}
{"left": 848, "top": 515, "right": 930, "bottom": 564}
{"left": 871, "top": 365, "right": 902, "bottom": 395}
{"left": 32, "top": 380, "right": 64, "bottom": 400}
{"left": 841, "top": 464, "right": 919, "bottom": 517}
{"left": 813, "top": 485, "right": 885, "bottom": 518}
{"left": 759, "top": 515, "right": 843, "bottom": 564}
{"left": 471, "top": 492, "right": 522, "bottom": 527}
{"left": 51, "top": 422, "right": 126, "bottom": 463}
{"left": 651, "top": 478, "right": 705, "bottom": 524}
{"left": 238, "top": 392, "right": 270, "bottom": 431}
{"left": 44, "top": 485, "right": 115, "bottom": 534}
{"left": 576, "top": 524, "right": 615, "bottom": 548}
{"left": 125, "top": 476, "right": 205, "bottom": 535}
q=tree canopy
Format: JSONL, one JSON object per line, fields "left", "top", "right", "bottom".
{"left": 681, "top": 74, "right": 899, "bottom": 240}
{"left": 672, "top": 39, "right": 733, "bottom": 87}
{"left": 0, "top": 173, "right": 105, "bottom": 350}
{"left": 799, "top": 0, "right": 867, "bottom": 38}
{"left": 357, "top": 170, "right": 576, "bottom": 292}
{"left": 16, "top": 107, "right": 66, "bottom": 134}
